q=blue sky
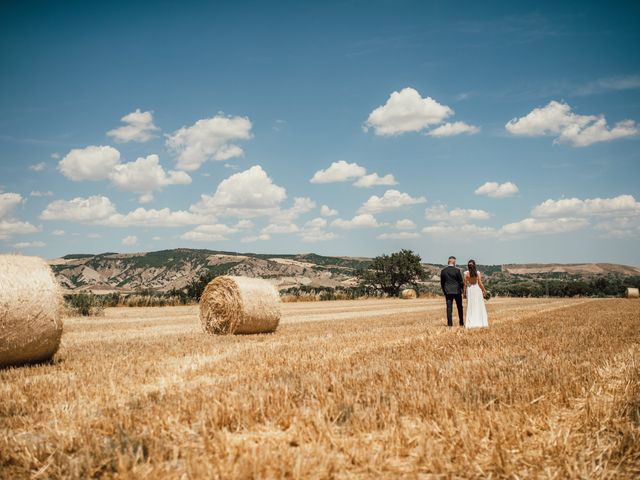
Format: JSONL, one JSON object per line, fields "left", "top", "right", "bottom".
{"left": 1, "top": 0, "right": 639, "bottom": 264}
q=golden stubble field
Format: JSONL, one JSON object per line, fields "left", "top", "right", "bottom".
{"left": 1, "top": 298, "right": 639, "bottom": 479}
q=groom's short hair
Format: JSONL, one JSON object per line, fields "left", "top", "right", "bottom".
{"left": 448, "top": 256, "right": 456, "bottom": 263}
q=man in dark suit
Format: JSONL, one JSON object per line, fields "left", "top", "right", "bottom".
{"left": 441, "top": 256, "right": 464, "bottom": 327}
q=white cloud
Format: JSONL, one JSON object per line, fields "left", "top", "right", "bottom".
{"left": 299, "top": 217, "right": 336, "bottom": 242}
{"left": 87, "top": 233, "right": 101, "bottom": 239}
{"left": 310, "top": 161, "right": 397, "bottom": 190}
{"left": 105, "top": 208, "right": 206, "bottom": 228}
{"left": 358, "top": 189, "right": 426, "bottom": 214}
{"left": 0, "top": 193, "right": 24, "bottom": 218}
{"left": 165, "top": 114, "right": 253, "bottom": 171}
{"left": 425, "top": 204, "right": 491, "bottom": 222}
{"left": 234, "top": 219, "right": 254, "bottom": 230}
{"left": 30, "top": 191, "right": 53, "bottom": 197}
{"left": 426, "top": 121, "right": 480, "bottom": 137}
{"left": 59, "top": 149, "right": 190, "bottom": 203}
{"left": 310, "top": 161, "right": 366, "bottom": 184}
{"left": 364, "top": 87, "right": 453, "bottom": 136}
{"left": 377, "top": 231, "right": 420, "bottom": 240}
{"left": 0, "top": 193, "right": 40, "bottom": 240}
{"left": 304, "top": 217, "right": 328, "bottom": 230}
{"left": 273, "top": 119, "right": 286, "bottom": 132}
{"left": 353, "top": 173, "right": 398, "bottom": 188}
{"left": 505, "top": 100, "right": 639, "bottom": 147}
{"left": 595, "top": 216, "right": 640, "bottom": 239}
{"left": 0, "top": 220, "right": 40, "bottom": 240}
{"left": 241, "top": 234, "right": 271, "bottom": 243}
{"left": 531, "top": 194, "right": 640, "bottom": 218}
{"left": 475, "top": 181, "right": 519, "bottom": 198}
{"left": 320, "top": 205, "right": 338, "bottom": 217}
{"left": 422, "top": 195, "right": 636, "bottom": 239}
{"left": 423, "top": 217, "right": 586, "bottom": 239}
{"left": 29, "top": 162, "right": 46, "bottom": 172}
{"left": 191, "top": 165, "right": 287, "bottom": 218}
{"left": 40, "top": 195, "right": 206, "bottom": 227}
{"left": 394, "top": 219, "right": 417, "bottom": 230}
{"left": 108, "top": 154, "right": 192, "bottom": 203}
{"left": 58, "top": 145, "right": 121, "bottom": 181}
{"left": 271, "top": 197, "right": 316, "bottom": 224}
{"left": 261, "top": 223, "right": 300, "bottom": 234}
{"left": 12, "top": 241, "right": 46, "bottom": 249}
{"left": 500, "top": 217, "right": 589, "bottom": 236}
{"left": 332, "top": 214, "right": 382, "bottom": 229}
{"left": 107, "top": 109, "right": 159, "bottom": 143}
{"left": 50, "top": 153, "right": 60, "bottom": 159}
{"left": 41, "top": 196, "right": 118, "bottom": 222}
{"left": 180, "top": 224, "right": 238, "bottom": 242}
{"left": 576, "top": 75, "right": 640, "bottom": 96}
{"left": 453, "top": 208, "right": 492, "bottom": 221}
{"left": 423, "top": 223, "right": 497, "bottom": 238}
{"left": 52, "top": 229, "right": 65, "bottom": 236}
{"left": 300, "top": 230, "right": 337, "bottom": 242}
{"left": 121, "top": 235, "right": 138, "bottom": 246}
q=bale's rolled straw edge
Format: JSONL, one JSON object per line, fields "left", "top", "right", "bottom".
{"left": 626, "top": 287, "right": 639, "bottom": 299}
{"left": 199, "top": 276, "right": 281, "bottom": 335}
{"left": 0, "top": 255, "right": 64, "bottom": 368}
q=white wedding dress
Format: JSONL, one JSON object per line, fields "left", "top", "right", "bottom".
{"left": 465, "top": 272, "right": 489, "bottom": 329}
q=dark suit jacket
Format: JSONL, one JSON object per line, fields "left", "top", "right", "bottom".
{"left": 441, "top": 265, "right": 464, "bottom": 295}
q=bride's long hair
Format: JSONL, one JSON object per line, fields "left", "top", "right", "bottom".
{"left": 468, "top": 259, "right": 478, "bottom": 278}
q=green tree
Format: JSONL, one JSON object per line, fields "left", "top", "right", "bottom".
{"left": 358, "top": 249, "right": 426, "bottom": 296}
{"left": 185, "top": 271, "right": 215, "bottom": 301}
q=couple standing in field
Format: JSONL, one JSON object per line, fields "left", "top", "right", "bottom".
{"left": 440, "top": 256, "right": 489, "bottom": 329}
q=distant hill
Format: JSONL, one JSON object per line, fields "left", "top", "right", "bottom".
{"left": 49, "top": 249, "right": 371, "bottom": 293}
{"left": 48, "top": 249, "right": 640, "bottom": 293}
{"left": 502, "top": 263, "right": 640, "bottom": 276}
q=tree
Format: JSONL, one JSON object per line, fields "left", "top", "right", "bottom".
{"left": 185, "top": 271, "right": 215, "bottom": 301}
{"left": 358, "top": 249, "right": 426, "bottom": 296}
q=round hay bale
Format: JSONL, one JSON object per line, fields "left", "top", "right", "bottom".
{"left": 400, "top": 288, "right": 417, "bottom": 299}
{"left": 199, "top": 276, "right": 281, "bottom": 334}
{"left": 626, "top": 287, "right": 639, "bottom": 299}
{"left": 0, "top": 255, "right": 64, "bottom": 368}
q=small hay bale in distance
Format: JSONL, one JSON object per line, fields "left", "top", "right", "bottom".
{"left": 400, "top": 288, "right": 417, "bottom": 299}
{"left": 626, "top": 287, "right": 639, "bottom": 299}
{"left": 0, "top": 255, "right": 64, "bottom": 368}
{"left": 199, "top": 275, "right": 281, "bottom": 334}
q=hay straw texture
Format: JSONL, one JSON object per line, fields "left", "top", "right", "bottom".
{"left": 626, "top": 287, "right": 639, "bottom": 299}
{"left": 199, "top": 276, "right": 281, "bottom": 334}
{"left": 0, "top": 255, "right": 64, "bottom": 367}
{"left": 400, "top": 288, "right": 417, "bottom": 299}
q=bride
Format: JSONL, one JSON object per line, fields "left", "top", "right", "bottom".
{"left": 464, "top": 259, "right": 489, "bottom": 329}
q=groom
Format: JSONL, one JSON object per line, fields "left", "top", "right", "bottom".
{"left": 440, "top": 256, "right": 464, "bottom": 327}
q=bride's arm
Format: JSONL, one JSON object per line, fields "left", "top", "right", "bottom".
{"left": 463, "top": 272, "right": 468, "bottom": 298}
{"left": 478, "top": 272, "right": 486, "bottom": 294}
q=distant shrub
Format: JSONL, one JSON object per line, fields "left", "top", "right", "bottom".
{"left": 65, "top": 292, "right": 105, "bottom": 316}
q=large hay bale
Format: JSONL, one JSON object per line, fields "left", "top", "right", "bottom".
{"left": 199, "top": 276, "right": 281, "bottom": 334}
{"left": 626, "top": 287, "right": 639, "bottom": 299}
{"left": 400, "top": 288, "right": 417, "bottom": 299}
{"left": 0, "top": 255, "right": 64, "bottom": 367}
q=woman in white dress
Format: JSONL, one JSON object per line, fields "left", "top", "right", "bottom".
{"left": 464, "top": 259, "right": 489, "bottom": 329}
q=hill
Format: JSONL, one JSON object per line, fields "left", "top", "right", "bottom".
{"left": 48, "top": 249, "right": 640, "bottom": 294}
{"left": 49, "top": 249, "right": 371, "bottom": 293}
{"left": 502, "top": 263, "right": 640, "bottom": 276}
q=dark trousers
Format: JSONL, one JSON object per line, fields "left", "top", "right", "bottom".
{"left": 445, "top": 293, "right": 464, "bottom": 327}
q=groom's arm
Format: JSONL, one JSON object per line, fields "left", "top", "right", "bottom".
{"left": 440, "top": 270, "right": 445, "bottom": 294}
{"left": 456, "top": 270, "right": 464, "bottom": 292}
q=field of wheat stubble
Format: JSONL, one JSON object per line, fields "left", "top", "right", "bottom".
{"left": 1, "top": 298, "right": 639, "bottom": 479}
